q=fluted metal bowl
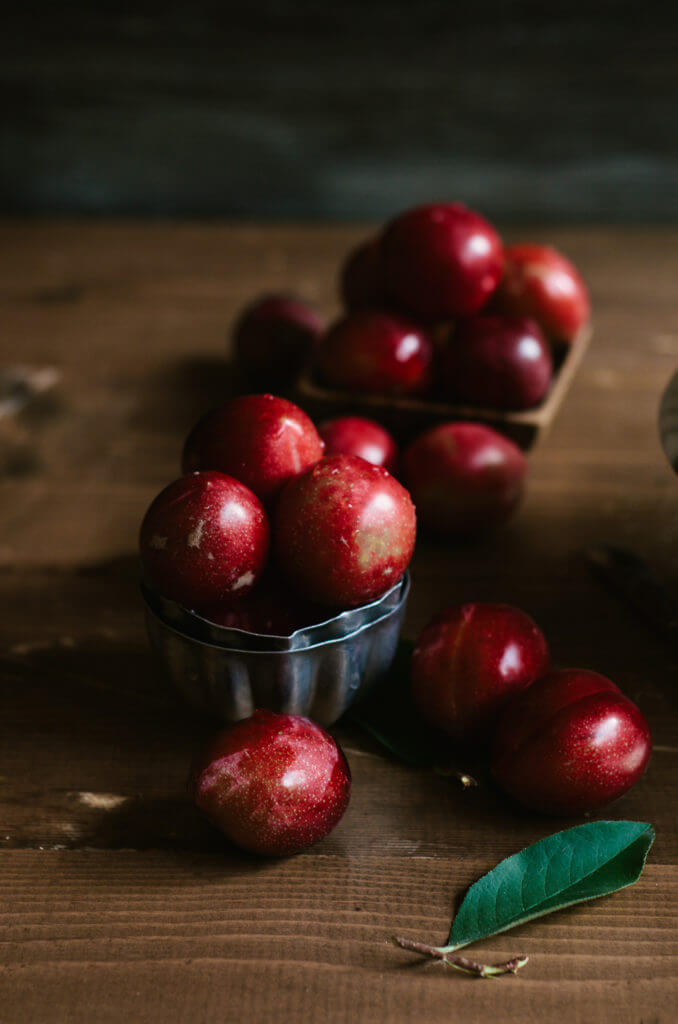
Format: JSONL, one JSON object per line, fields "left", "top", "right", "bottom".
{"left": 143, "top": 573, "right": 409, "bottom": 726}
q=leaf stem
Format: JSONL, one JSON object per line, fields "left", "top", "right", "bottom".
{"left": 393, "top": 936, "right": 528, "bottom": 978}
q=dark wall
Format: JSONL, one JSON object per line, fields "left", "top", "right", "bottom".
{"left": 2, "top": 1, "right": 676, "bottom": 220}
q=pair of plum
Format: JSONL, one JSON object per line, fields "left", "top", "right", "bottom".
{"left": 329, "top": 416, "right": 527, "bottom": 537}
{"left": 319, "top": 310, "right": 555, "bottom": 413}
{"left": 412, "top": 602, "right": 652, "bottom": 818}
{"left": 190, "top": 600, "right": 652, "bottom": 859}
{"left": 236, "top": 203, "right": 590, "bottom": 413}
{"left": 322, "top": 412, "right": 526, "bottom": 538}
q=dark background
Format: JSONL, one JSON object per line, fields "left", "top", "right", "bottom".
{"left": 3, "top": 1, "right": 676, "bottom": 221}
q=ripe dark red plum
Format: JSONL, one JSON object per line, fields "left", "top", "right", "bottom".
{"left": 274, "top": 454, "right": 416, "bottom": 607}
{"left": 492, "top": 669, "right": 652, "bottom": 815}
{"left": 402, "top": 423, "right": 527, "bottom": 535}
{"left": 319, "top": 416, "right": 398, "bottom": 474}
{"left": 191, "top": 710, "right": 351, "bottom": 856}
{"left": 380, "top": 203, "right": 504, "bottom": 320}
{"left": 139, "top": 471, "right": 269, "bottom": 609}
{"left": 233, "top": 294, "right": 325, "bottom": 379}
{"left": 444, "top": 315, "right": 553, "bottom": 410}
{"left": 182, "top": 394, "right": 324, "bottom": 504}
{"left": 412, "top": 603, "right": 549, "bottom": 743}
{"left": 316, "top": 311, "right": 433, "bottom": 396}
{"left": 495, "top": 243, "right": 590, "bottom": 342}
{"left": 340, "top": 238, "right": 386, "bottom": 310}
{"left": 201, "top": 571, "right": 327, "bottom": 635}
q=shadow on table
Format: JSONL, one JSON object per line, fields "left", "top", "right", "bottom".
{"left": 129, "top": 355, "right": 245, "bottom": 435}
{"left": 81, "top": 794, "right": 229, "bottom": 855}
{"left": 129, "top": 351, "right": 302, "bottom": 439}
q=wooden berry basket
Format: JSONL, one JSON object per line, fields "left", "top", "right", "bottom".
{"left": 296, "top": 325, "right": 591, "bottom": 450}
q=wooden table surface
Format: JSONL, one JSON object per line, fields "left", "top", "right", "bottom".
{"left": 1, "top": 222, "right": 677, "bottom": 1023}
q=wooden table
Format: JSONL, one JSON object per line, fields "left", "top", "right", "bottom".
{"left": 1, "top": 222, "right": 677, "bottom": 1023}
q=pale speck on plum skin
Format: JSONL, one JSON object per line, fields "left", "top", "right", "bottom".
{"left": 149, "top": 534, "right": 167, "bottom": 550}
{"left": 233, "top": 571, "right": 255, "bottom": 591}
{"left": 187, "top": 519, "right": 205, "bottom": 549}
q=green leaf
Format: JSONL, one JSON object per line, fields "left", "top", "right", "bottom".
{"left": 348, "top": 640, "right": 453, "bottom": 769}
{"left": 444, "top": 820, "right": 654, "bottom": 952}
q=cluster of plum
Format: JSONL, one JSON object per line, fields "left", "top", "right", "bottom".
{"left": 412, "top": 602, "right": 652, "bottom": 817}
{"left": 139, "top": 380, "right": 530, "bottom": 634}
{"left": 139, "top": 393, "right": 416, "bottom": 628}
{"left": 235, "top": 202, "right": 590, "bottom": 413}
{"left": 188, "top": 599, "right": 652, "bottom": 858}
{"left": 137, "top": 208, "right": 649, "bottom": 862}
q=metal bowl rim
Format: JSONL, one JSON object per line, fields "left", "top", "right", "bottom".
{"left": 141, "top": 571, "right": 407, "bottom": 645}
{"left": 143, "top": 573, "right": 410, "bottom": 655}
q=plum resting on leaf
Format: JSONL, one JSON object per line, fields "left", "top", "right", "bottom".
{"left": 491, "top": 669, "right": 652, "bottom": 815}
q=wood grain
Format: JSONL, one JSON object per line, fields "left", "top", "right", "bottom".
{"left": 0, "top": 221, "right": 677, "bottom": 1022}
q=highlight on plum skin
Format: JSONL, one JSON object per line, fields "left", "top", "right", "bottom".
{"left": 190, "top": 710, "right": 352, "bottom": 856}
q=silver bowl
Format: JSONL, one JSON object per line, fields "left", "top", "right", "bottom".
{"left": 143, "top": 573, "right": 409, "bottom": 726}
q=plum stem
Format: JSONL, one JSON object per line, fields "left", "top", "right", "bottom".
{"left": 393, "top": 936, "right": 528, "bottom": 978}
